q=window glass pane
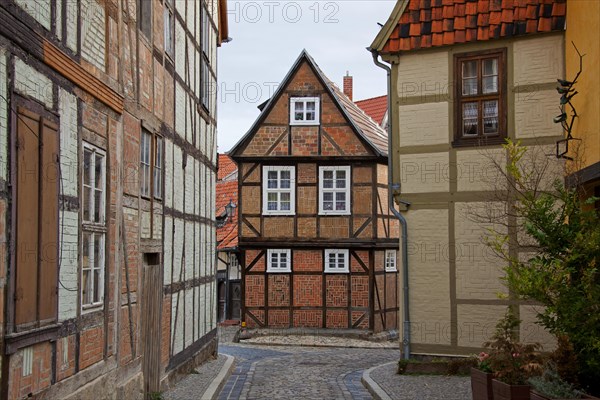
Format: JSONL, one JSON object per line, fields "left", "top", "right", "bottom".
{"left": 82, "top": 269, "right": 91, "bottom": 304}
{"left": 462, "top": 102, "right": 478, "bottom": 136}
{"left": 306, "top": 101, "right": 315, "bottom": 111}
{"left": 462, "top": 60, "right": 477, "bottom": 78}
{"left": 336, "top": 192, "right": 346, "bottom": 210}
{"left": 94, "top": 154, "right": 103, "bottom": 189}
{"left": 462, "top": 78, "right": 477, "bottom": 96}
{"left": 483, "top": 100, "right": 499, "bottom": 134}
{"left": 94, "top": 190, "right": 102, "bottom": 222}
{"left": 83, "top": 233, "right": 90, "bottom": 267}
{"left": 280, "top": 193, "right": 290, "bottom": 210}
{"left": 267, "top": 171, "right": 278, "bottom": 188}
{"left": 295, "top": 102, "right": 304, "bottom": 112}
{"left": 83, "top": 149, "right": 92, "bottom": 186}
{"left": 280, "top": 252, "right": 287, "bottom": 266}
{"left": 93, "top": 269, "right": 100, "bottom": 303}
{"left": 482, "top": 77, "right": 498, "bottom": 94}
{"left": 336, "top": 170, "right": 346, "bottom": 188}
{"left": 271, "top": 253, "right": 278, "bottom": 269}
{"left": 83, "top": 186, "right": 91, "bottom": 221}
{"left": 280, "top": 170, "right": 291, "bottom": 188}
{"left": 323, "top": 193, "right": 333, "bottom": 210}
{"left": 267, "top": 193, "right": 277, "bottom": 210}
{"left": 483, "top": 58, "right": 497, "bottom": 75}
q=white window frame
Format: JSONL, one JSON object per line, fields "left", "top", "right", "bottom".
{"left": 290, "top": 97, "right": 320, "bottom": 125}
{"left": 324, "top": 249, "right": 349, "bottom": 273}
{"left": 81, "top": 231, "right": 105, "bottom": 308}
{"left": 81, "top": 142, "right": 106, "bottom": 310}
{"left": 267, "top": 249, "right": 291, "bottom": 273}
{"left": 385, "top": 250, "right": 398, "bottom": 272}
{"left": 141, "top": 131, "right": 163, "bottom": 200}
{"left": 262, "top": 166, "right": 295, "bottom": 215}
{"left": 319, "top": 166, "right": 351, "bottom": 215}
{"left": 82, "top": 143, "right": 106, "bottom": 225}
{"left": 164, "top": 0, "right": 174, "bottom": 59}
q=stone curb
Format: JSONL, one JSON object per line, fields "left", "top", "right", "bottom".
{"left": 201, "top": 354, "right": 235, "bottom": 400}
{"left": 240, "top": 339, "right": 397, "bottom": 350}
{"left": 361, "top": 361, "right": 396, "bottom": 400}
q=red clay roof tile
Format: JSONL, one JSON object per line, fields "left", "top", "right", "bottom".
{"left": 354, "top": 95, "right": 388, "bottom": 126}
{"left": 381, "top": 0, "right": 565, "bottom": 53}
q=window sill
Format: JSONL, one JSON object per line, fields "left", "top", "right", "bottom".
{"left": 5, "top": 324, "right": 60, "bottom": 354}
{"left": 452, "top": 135, "right": 507, "bottom": 148}
{"left": 82, "top": 302, "right": 104, "bottom": 313}
{"left": 262, "top": 212, "right": 295, "bottom": 216}
{"left": 290, "top": 122, "right": 320, "bottom": 126}
{"left": 266, "top": 269, "right": 291, "bottom": 273}
{"left": 385, "top": 268, "right": 398, "bottom": 273}
{"left": 319, "top": 211, "right": 351, "bottom": 216}
{"left": 324, "top": 269, "right": 349, "bottom": 274}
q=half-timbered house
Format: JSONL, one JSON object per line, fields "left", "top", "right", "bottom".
{"left": 0, "top": 0, "right": 229, "bottom": 398}
{"left": 230, "top": 51, "right": 399, "bottom": 333}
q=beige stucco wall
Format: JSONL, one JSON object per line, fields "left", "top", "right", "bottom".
{"left": 390, "top": 33, "right": 564, "bottom": 355}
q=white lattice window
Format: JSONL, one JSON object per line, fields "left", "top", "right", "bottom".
{"left": 263, "top": 166, "right": 295, "bottom": 215}
{"left": 267, "top": 249, "right": 291, "bottom": 273}
{"left": 319, "top": 166, "right": 350, "bottom": 215}
{"left": 324, "top": 249, "right": 349, "bottom": 273}
{"left": 385, "top": 250, "right": 397, "bottom": 272}
{"left": 290, "top": 97, "right": 320, "bottom": 125}
{"left": 82, "top": 142, "right": 106, "bottom": 309}
{"left": 141, "top": 130, "right": 163, "bottom": 200}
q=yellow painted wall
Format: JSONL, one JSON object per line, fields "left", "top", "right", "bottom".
{"left": 566, "top": 0, "right": 600, "bottom": 171}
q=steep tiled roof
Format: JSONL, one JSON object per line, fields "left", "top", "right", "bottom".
{"left": 218, "top": 154, "right": 237, "bottom": 181}
{"left": 217, "top": 177, "right": 238, "bottom": 250}
{"left": 355, "top": 95, "right": 388, "bottom": 126}
{"left": 305, "top": 52, "right": 389, "bottom": 155}
{"left": 380, "top": 0, "right": 566, "bottom": 53}
{"left": 230, "top": 50, "right": 389, "bottom": 157}
{"left": 327, "top": 81, "right": 389, "bottom": 154}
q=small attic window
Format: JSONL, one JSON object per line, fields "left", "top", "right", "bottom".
{"left": 290, "top": 97, "right": 320, "bottom": 125}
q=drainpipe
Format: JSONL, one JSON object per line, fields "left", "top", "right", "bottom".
{"left": 370, "top": 50, "right": 411, "bottom": 360}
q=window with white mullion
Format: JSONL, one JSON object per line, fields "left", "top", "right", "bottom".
{"left": 154, "top": 136, "right": 163, "bottom": 199}
{"left": 385, "top": 250, "right": 397, "bottom": 272}
{"left": 324, "top": 249, "right": 349, "bottom": 273}
{"left": 141, "top": 131, "right": 151, "bottom": 198}
{"left": 263, "top": 166, "right": 295, "bottom": 215}
{"left": 82, "top": 231, "right": 105, "bottom": 307}
{"left": 83, "top": 144, "right": 106, "bottom": 225}
{"left": 81, "top": 142, "right": 106, "bottom": 310}
{"left": 267, "top": 249, "right": 291, "bottom": 273}
{"left": 319, "top": 166, "right": 350, "bottom": 215}
{"left": 290, "top": 97, "right": 320, "bottom": 125}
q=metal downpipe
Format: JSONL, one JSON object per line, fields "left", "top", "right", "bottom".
{"left": 370, "top": 50, "right": 411, "bottom": 360}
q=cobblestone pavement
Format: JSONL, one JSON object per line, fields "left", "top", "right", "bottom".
{"left": 163, "top": 354, "right": 227, "bottom": 400}
{"left": 243, "top": 334, "right": 396, "bottom": 349}
{"left": 218, "top": 343, "right": 400, "bottom": 400}
{"left": 369, "top": 361, "right": 472, "bottom": 400}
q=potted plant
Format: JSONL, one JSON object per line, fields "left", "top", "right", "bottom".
{"left": 528, "top": 355, "right": 600, "bottom": 400}
{"left": 471, "top": 351, "right": 494, "bottom": 400}
{"left": 485, "top": 308, "right": 542, "bottom": 400}
{"left": 529, "top": 364, "right": 584, "bottom": 400}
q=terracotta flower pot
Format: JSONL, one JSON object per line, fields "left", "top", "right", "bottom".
{"left": 491, "top": 379, "right": 530, "bottom": 400}
{"left": 471, "top": 367, "right": 494, "bottom": 400}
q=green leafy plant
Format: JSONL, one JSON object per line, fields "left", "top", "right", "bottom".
{"left": 485, "top": 140, "right": 600, "bottom": 393}
{"left": 397, "top": 359, "right": 409, "bottom": 374}
{"left": 483, "top": 308, "right": 542, "bottom": 385}
{"left": 529, "top": 363, "right": 584, "bottom": 399}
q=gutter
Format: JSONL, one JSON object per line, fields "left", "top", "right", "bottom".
{"left": 370, "top": 50, "right": 411, "bottom": 360}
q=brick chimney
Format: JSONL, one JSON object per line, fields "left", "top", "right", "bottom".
{"left": 343, "top": 71, "right": 353, "bottom": 101}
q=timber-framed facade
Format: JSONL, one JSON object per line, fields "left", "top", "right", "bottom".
{"left": 230, "top": 51, "right": 399, "bottom": 333}
{"left": 0, "top": 0, "right": 229, "bottom": 398}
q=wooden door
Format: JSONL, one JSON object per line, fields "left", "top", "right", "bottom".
{"left": 229, "top": 281, "right": 241, "bottom": 320}
{"left": 142, "top": 254, "right": 162, "bottom": 397}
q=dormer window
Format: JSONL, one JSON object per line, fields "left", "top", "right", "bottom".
{"left": 290, "top": 97, "right": 320, "bottom": 125}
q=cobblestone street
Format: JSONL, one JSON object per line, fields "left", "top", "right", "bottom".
{"left": 218, "top": 344, "right": 399, "bottom": 400}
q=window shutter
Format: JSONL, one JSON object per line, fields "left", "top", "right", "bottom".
{"left": 15, "top": 108, "right": 59, "bottom": 328}
{"left": 39, "top": 118, "right": 59, "bottom": 323}
{"left": 15, "top": 108, "right": 41, "bottom": 327}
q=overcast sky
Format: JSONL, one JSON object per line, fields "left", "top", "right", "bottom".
{"left": 216, "top": 1, "right": 396, "bottom": 152}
